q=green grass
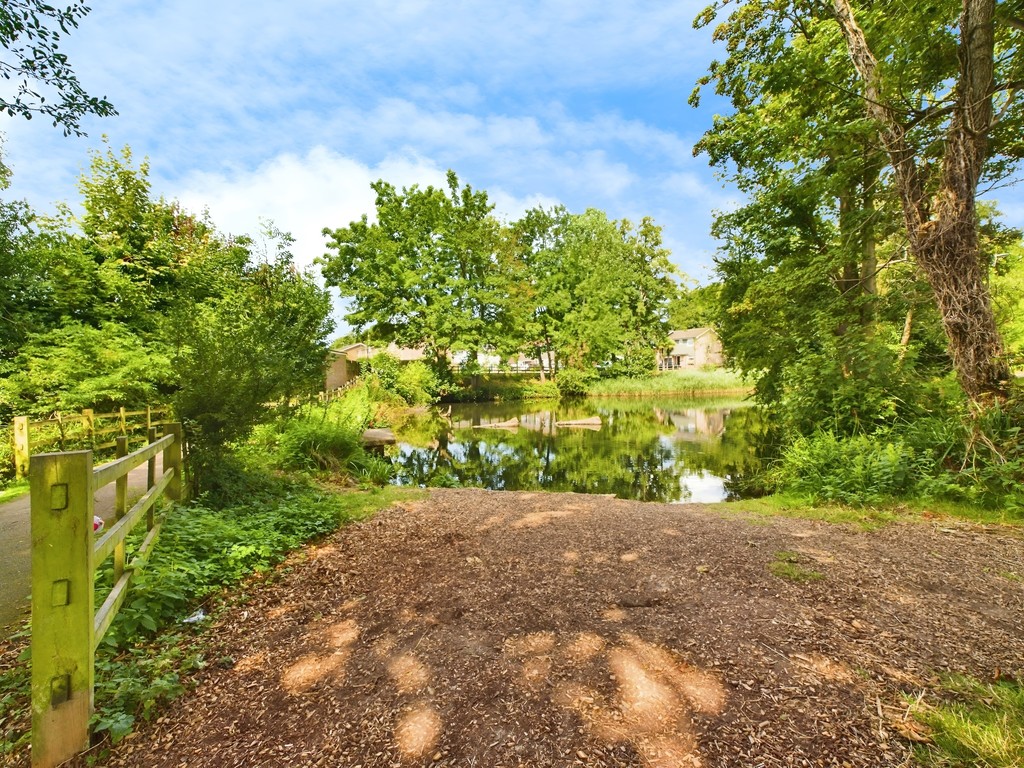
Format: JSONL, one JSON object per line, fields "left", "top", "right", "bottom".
{"left": 586, "top": 368, "right": 751, "bottom": 397}
{"left": 0, "top": 479, "right": 29, "bottom": 504}
{"left": 913, "top": 676, "right": 1024, "bottom": 767}
{"left": 723, "top": 494, "right": 1024, "bottom": 530}
{"left": 769, "top": 550, "right": 824, "bottom": 582}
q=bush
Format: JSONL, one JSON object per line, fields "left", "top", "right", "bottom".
{"left": 555, "top": 368, "right": 597, "bottom": 397}
{"left": 395, "top": 360, "right": 441, "bottom": 405}
{"left": 772, "top": 431, "right": 930, "bottom": 505}
{"left": 360, "top": 352, "right": 401, "bottom": 392}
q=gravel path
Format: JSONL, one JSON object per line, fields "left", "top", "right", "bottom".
{"left": 93, "top": 488, "right": 1024, "bottom": 768}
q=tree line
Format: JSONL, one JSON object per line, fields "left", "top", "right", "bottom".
{"left": 320, "top": 171, "right": 684, "bottom": 384}
{"left": 0, "top": 144, "right": 333, "bottom": 486}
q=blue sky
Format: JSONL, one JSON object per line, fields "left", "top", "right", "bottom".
{"left": 2, "top": 1, "right": 1021, "bottom": 329}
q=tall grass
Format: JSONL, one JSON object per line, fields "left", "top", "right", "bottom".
{"left": 587, "top": 369, "right": 750, "bottom": 397}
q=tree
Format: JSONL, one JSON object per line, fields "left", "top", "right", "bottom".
{"left": 169, "top": 227, "right": 333, "bottom": 488}
{"left": 693, "top": 0, "right": 1023, "bottom": 404}
{"left": 0, "top": 1, "right": 116, "bottom": 135}
{"left": 320, "top": 171, "right": 508, "bottom": 365}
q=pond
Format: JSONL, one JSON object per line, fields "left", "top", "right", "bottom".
{"left": 390, "top": 397, "right": 768, "bottom": 503}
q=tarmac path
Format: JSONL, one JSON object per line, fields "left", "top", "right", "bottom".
{"left": 0, "top": 454, "right": 165, "bottom": 632}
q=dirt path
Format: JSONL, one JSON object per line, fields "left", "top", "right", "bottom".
{"left": 0, "top": 455, "right": 164, "bottom": 631}
{"left": 103, "top": 489, "right": 1023, "bottom": 768}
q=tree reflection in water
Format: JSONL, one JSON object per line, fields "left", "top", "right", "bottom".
{"left": 391, "top": 397, "right": 768, "bottom": 503}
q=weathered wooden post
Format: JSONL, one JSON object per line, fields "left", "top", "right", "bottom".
{"left": 118, "top": 407, "right": 127, "bottom": 436}
{"left": 13, "top": 416, "right": 30, "bottom": 479}
{"left": 163, "top": 422, "right": 183, "bottom": 502}
{"left": 30, "top": 450, "right": 94, "bottom": 768}
{"left": 113, "top": 437, "right": 128, "bottom": 580}
{"left": 146, "top": 427, "right": 158, "bottom": 529}
{"left": 82, "top": 409, "right": 94, "bottom": 448}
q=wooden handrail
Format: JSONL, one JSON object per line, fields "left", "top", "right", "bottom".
{"left": 92, "top": 434, "right": 173, "bottom": 491}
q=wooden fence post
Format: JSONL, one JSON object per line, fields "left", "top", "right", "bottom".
{"left": 118, "top": 407, "right": 127, "bottom": 436}
{"left": 163, "top": 422, "right": 183, "bottom": 502}
{"left": 146, "top": 428, "right": 158, "bottom": 529}
{"left": 30, "top": 450, "right": 94, "bottom": 768}
{"left": 13, "top": 416, "right": 30, "bottom": 479}
{"left": 82, "top": 409, "right": 94, "bottom": 448}
{"left": 114, "top": 437, "right": 128, "bottom": 580}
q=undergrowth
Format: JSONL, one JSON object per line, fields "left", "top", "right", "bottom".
{"left": 0, "top": 469, "right": 418, "bottom": 759}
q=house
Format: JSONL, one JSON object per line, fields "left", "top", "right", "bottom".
{"left": 324, "top": 342, "right": 428, "bottom": 391}
{"left": 659, "top": 328, "right": 724, "bottom": 370}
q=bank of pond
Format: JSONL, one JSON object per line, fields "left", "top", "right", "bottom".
{"left": 389, "top": 396, "right": 767, "bottom": 503}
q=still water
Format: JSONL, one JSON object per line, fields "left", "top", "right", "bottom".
{"left": 390, "top": 397, "right": 767, "bottom": 503}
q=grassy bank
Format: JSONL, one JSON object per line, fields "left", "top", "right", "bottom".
{"left": 587, "top": 368, "right": 750, "bottom": 397}
{"left": 444, "top": 368, "right": 751, "bottom": 402}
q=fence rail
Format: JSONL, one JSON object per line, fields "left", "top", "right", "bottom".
{"left": 29, "top": 423, "right": 183, "bottom": 768}
{"left": 9, "top": 405, "right": 169, "bottom": 480}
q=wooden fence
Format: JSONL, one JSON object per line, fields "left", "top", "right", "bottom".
{"left": 29, "top": 423, "right": 183, "bottom": 768}
{"left": 11, "top": 406, "right": 170, "bottom": 480}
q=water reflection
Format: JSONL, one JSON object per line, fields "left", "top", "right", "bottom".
{"left": 391, "top": 397, "right": 767, "bottom": 503}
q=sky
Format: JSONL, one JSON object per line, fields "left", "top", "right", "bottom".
{"left": 2, "top": 1, "right": 1021, "bottom": 333}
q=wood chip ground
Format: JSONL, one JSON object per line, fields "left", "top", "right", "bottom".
{"left": 26, "top": 490, "right": 1024, "bottom": 766}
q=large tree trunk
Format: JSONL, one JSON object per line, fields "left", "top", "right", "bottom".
{"left": 832, "top": 0, "right": 1010, "bottom": 402}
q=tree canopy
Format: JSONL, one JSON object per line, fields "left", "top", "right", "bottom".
{"left": 321, "top": 173, "right": 679, "bottom": 379}
{"left": 692, "top": 0, "right": 1024, "bottom": 421}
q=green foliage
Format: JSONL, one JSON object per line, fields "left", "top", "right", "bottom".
{"left": 772, "top": 432, "right": 932, "bottom": 505}
{"left": 913, "top": 676, "right": 1024, "bottom": 768}
{"left": 0, "top": 321, "right": 172, "bottom": 417}
{"left": 169, "top": 232, "right": 333, "bottom": 491}
{"left": 321, "top": 171, "right": 505, "bottom": 359}
{"left": 587, "top": 369, "right": 749, "bottom": 397}
{"left": 360, "top": 351, "right": 401, "bottom": 392}
{"left": 395, "top": 360, "right": 441, "bottom": 406}
{"left": 323, "top": 179, "right": 676, "bottom": 382}
{"left": 554, "top": 368, "right": 597, "bottom": 398}
{"left": 0, "top": 1, "right": 117, "bottom": 135}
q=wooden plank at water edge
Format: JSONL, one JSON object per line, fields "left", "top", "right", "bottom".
{"left": 362, "top": 428, "right": 397, "bottom": 448}
{"left": 30, "top": 451, "right": 95, "bottom": 768}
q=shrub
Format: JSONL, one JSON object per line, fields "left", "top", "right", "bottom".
{"left": 772, "top": 431, "right": 929, "bottom": 505}
{"left": 395, "top": 360, "right": 441, "bottom": 405}
{"left": 555, "top": 368, "right": 596, "bottom": 398}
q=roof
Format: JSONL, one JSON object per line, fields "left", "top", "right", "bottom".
{"left": 668, "top": 328, "right": 715, "bottom": 341}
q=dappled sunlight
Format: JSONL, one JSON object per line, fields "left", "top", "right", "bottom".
{"left": 265, "top": 604, "right": 294, "bottom": 620}
{"left": 563, "top": 550, "right": 581, "bottom": 562}
{"left": 326, "top": 618, "right": 360, "bottom": 648}
{"left": 661, "top": 527, "right": 682, "bottom": 537}
{"left": 562, "top": 632, "right": 605, "bottom": 664}
{"left": 507, "top": 630, "right": 726, "bottom": 767}
{"left": 388, "top": 653, "right": 431, "bottom": 694}
{"left": 790, "top": 652, "right": 855, "bottom": 684}
{"left": 395, "top": 701, "right": 443, "bottom": 759}
{"left": 233, "top": 651, "right": 268, "bottom": 674}
{"left": 620, "top": 551, "right": 640, "bottom": 562}
{"left": 504, "top": 631, "right": 557, "bottom": 657}
{"left": 280, "top": 618, "right": 360, "bottom": 694}
{"left": 281, "top": 650, "right": 348, "bottom": 694}
{"left": 476, "top": 513, "right": 505, "bottom": 532}
{"left": 511, "top": 507, "right": 578, "bottom": 529}
{"left": 602, "top": 607, "right": 628, "bottom": 622}
{"left": 620, "top": 636, "right": 725, "bottom": 715}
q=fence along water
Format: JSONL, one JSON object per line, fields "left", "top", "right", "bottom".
{"left": 29, "top": 423, "right": 183, "bottom": 768}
